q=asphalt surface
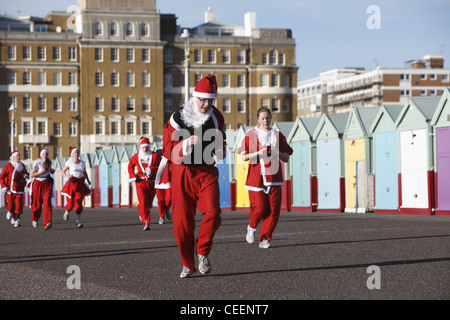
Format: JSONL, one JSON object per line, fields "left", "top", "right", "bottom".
{"left": 0, "top": 207, "right": 449, "bottom": 307}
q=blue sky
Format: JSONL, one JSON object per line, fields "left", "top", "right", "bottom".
{"left": 2, "top": 0, "right": 449, "bottom": 81}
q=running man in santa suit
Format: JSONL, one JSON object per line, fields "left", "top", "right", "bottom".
{"left": 128, "top": 136, "right": 162, "bottom": 230}
{"left": 0, "top": 150, "right": 29, "bottom": 227}
{"left": 238, "top": 106, "right": 293, "bottom": 248}
{"left": 162, "top": 74, "right": 226, "bottom": 278}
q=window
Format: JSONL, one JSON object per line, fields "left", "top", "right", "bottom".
{"left": 442, "top": 74, "right": 449, "bottom": 82}
{"left": 271, "top": 98, "right": 279, "bottom": 112}
{"left": 126, "top": 48, "right": 134, "bottom": 62}
{"left": 164, "top": 74, "right": 173, "bottom": 88}
{"left": 420, "top": 74, "right": 427, "bottom": 80}
{"left": 38, "top": 71, "right": 46, "bottom": 85}
{"left": 278, "top": 53, "right": 285, "bottom": 65}
{"left": 141, "top": 23, "right": 149, "bottom": 36}
{"left": 281, "top": 99, "right": 289, "bottom": 113}
{"left": 180, "top": 49, "right": 185, "bottom": 64}
{"left": 68, "top": 47, "right": 77, "bottom": 61}
{"left": 69, "top": 97, "right": 77, "bottom": 111}
{"left": 94, "top": 22, "right": 103, "bottom": 36}
{"left": 126, "top": 97, "right": 135, "bottom": 112}
{"left": 53, "top": 47, "right": 61, "bottom": 61}
{"left": 38, "top": 97, "right": 46, "bottom": 111}
{"left": 142, "top": 121, "right": 151, "bottom": 135}
{"left": 111, "top": 97, "right": 119, "bottom": 112}
{"left": 95, "top": 97, "right": 104, "bottom": 112}
{"left": 69, "top": 72, "right": 77, "bottom": 85}
{"left": 281, "top": 74, "right": 289, "bottom": 87}
{"left": 194, "top": 49, "right": 202, "bottom": 63}
{"left": 430, "top": 74, "right": 437, "bottom": 80}
{"left": 164, "top": 48, "right": 173, "bottom": 63}
{"left": 164, "top": 98, "right": 173, "bottom": 113}
{"left": 126, "top": 121, "right": 135, "bottom": 135}
{"left": 237, "top": 50, "right": 245, "bottom": 64}
{"left": 110, "top": 22, "right": 118, "bottom": 36}
{"left": 8, "top": 71, "right": 16, "bottom": 85}
{"left": 125, "top": 23, "right": 133, "bottom": 36}
{"left": 53, "top": 97, "right": 62, "bottom": 112}
{"left": 237, "top": 99, "right": 245, "bottom": 113}
{"left": 95, "top": 48, "right": 103, "bottom": 61}
{"left": 23, "top": 146, "right": 31, "bottom": 160}
{"left": 222, "top": 50, "right": 230, "bottom": 64}
{"left": 222, "top": 99, "right": 231, "bottom": 113}
{"left": 53, "top": 72, "right": 62, "bottom": 86}
{"left": 271, "top": 74, "right": 279, "bottom": 87}
{"left": 22, "top": 46, "right": 31, "bottom": 60}
{"left": 23, "top": 121, "right": 32, "bottom": 135}
{"left": 54, "top": 147, "right": 61, "bottom": 158}
{"left": 23, "top": 96, "right": 31, "bottom": 112}
{"left": 127, "top": 72, "right": 135, "bottom": 87}
{"left": 38, "top": 46, "right": 46, "bottom": 61}
{"left": 208, "top": 49, "right": 216, "bottom": 63}
{"left": 37, "top": 121, "right": 47, "bottom": 135}
{"left": 237, "top": 74, "right": 245, "bottom": 87}
{"left": 261, "top": 98, "right": 269, "bottom": 108}
{"left": 8, "top": 46, "right": 16, "bottom": 60}
{"left": 95, "top": 121, "right": 103, "bottom": 134}
{"left": 111, "top": 72, "right": 119, "bottom": 87}
{"left": 142, "top": 48, "right": 150, "bottom": 62}
{"left": 95, "top": 71, "right": 103, "bottom": 86}
{"left": 261, "top": 74, "right": 269, "bottom": 87}
{"left": 142, "top": 72, "right": 150, "bottom": 87}
{"left": 269, "top": 50, "right": 277, "bottom": 64}
{"left": 142, "top": 97, "right": 150, "bottom": 112}
{"left": 111, "top": 48, "right": 119, "bottom": 62}
{"left": 194, "top": 74, "right": 202, "bottom": 86}
{"left": 262, "top": 53, "right": 268, "bottom": 64}
{"left": 111, "top": 121, "right": 120, "bottom": 135}
{"left": 69, "top": 122, "right": 77, "bottom": 137}
{"left": 222, "top": 74, "right": 230, "bottom": 87}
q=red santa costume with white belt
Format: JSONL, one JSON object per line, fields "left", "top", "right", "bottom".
{"left": 0, "top": 150, "right": 29, "bottom": 226}
{"left": 62, "top": 148, "right": 92, "bottom": 214}
{"left": 154, "top": 150, "right": 172, "bottom": 223}
{"left": 162, "top": 75, "right": 226, "bottom": 276}
{"left": 238, "top": 126, "right": 293, "bottom": 243}
{"left": 128, "top": 137, "right": 161, "bottom": 229}
{"left": 30, "top": 148, "right": 54, "bottom": 229}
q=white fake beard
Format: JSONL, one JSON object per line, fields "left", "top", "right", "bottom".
{"left": 139, "top": 149, "right": 151, "bottom": 159}
{"left": 12, "top": 161, "right": 23, "bottom": 171}
{"left": 256, "top": 126, "right": 277, "bottom": 147}
{"left": 181, "top": 98, "right": 212, "bottom": 129}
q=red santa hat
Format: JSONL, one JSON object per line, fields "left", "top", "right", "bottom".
{"left": 70, "top": 147, "right": 79, "bottom": 156}
{"left": 192, "top": 75, "right": 219, "bottom": 99}
{"left": 138, "top": 136, "right": 151, "bottom": 148}
{"left": 10, "top": 150, "right": 19, "bottom": 159}
{"left": 40, "top": 148, "right": 49, "bottom": 157}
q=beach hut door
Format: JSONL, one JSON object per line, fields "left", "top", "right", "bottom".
{"left": 356, "top": 161, "right": 367, "bottom": 213}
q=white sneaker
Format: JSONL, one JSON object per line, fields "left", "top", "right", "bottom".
{"left": 63, "top": 210, "right": 69, "bottom": 221}
{"left": 259, "top": 238, "right": 273, "bottom": 249}
{"left": 143, "top": 221, "right": 150, "bottom": 230}
{"left": 180, "top": 266, "right": 194, "bottom": 278}
{"left": 197, "top": 254, "right": 211, "bottom": 275}
{"left": 75, "top": 220, "right": 83, "bottom": 228}
{"left": 10, "top": 218, "right": 15, "bottom": 225}
{"left": 6, "top": 211, "right": 11, "bottom": 220}
{"left": 32, "top": 221, "right": 38, "bottom": 228}
{"left": 14, "top": 219, "right": 21, "bottom": 227}
{"left": 159, "top": 217, "right": 165, "bottom": 224}
{"left": 246, "top": 225, "right": 257, "bottom": 244}
{"left": 44, "top": 222, "right": 52, "bottom": 230}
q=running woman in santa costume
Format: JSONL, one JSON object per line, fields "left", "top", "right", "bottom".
{"left": 162, "top": 74, "right": 226, "bottom": 278}
{"left": 128, "top": 136, "right": 162, "bottom": 230}
{"left": 61, "top": 147, "right": 92, "bottom": 228}
{"left": 29, "top": 148, "right": 55, "bottom": 230}
{"left": 238, "top": 106, "right": 293, "bottom": 248}
{"left": 0, "top": 150, "right": 29, "bottom": 227}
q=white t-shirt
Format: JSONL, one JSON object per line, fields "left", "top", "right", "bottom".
{"left": 64, "top": 158, "right": 86, "bottom": 179}
{"left": 32, "top": 159, "right": 52, "bottom": 179}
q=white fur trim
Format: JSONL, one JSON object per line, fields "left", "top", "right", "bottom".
{"left": 192, "top": 91, "right": 218, "bottom": 99}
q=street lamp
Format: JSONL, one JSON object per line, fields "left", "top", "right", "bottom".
{"left": 181, "top": 28, "right": 191, "bottom": 104}
{"left": 8, "top": 104, "right": 17, "bottom": 152}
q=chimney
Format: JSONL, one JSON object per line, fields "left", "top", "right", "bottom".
{"left": 205, "top": 7, "right": 215, "bottom": 23}
{"left": 244, "top": 12, "right": 256, "bottom": 36}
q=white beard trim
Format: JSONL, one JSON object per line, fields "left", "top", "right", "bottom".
{"left": 12, "top": 161, "right": 24, "bottom": 172}
{"left": 255, "top": 126, "right": 277, "bottom": 147}
{"left": 181, "top": 98, "right": 212, "bottom": 129}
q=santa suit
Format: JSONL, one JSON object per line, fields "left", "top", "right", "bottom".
{"left": 128, "top": 150, "right": 161, "bottom": 226}
{"left": 238, "top": 127, "right": 293, "bottom": 242}
{"left": 155, "top": 155, "right": 172, "bottom": 220}
{"left": 163, "top": 100, "right": 226, "bottom": 273}
{"left": 30, "top": 158, "right": 54, "bottom": 227}
{"left": 62, "top": 158, "right": 92, "bottom": 213}
{"left": 0, "top": 161, "right": 29, "bottom": 215}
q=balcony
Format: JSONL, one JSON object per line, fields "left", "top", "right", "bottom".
{"left": 19, "top": 134, "right": 50, "bottom": 144}
{"left": 90, "top": 134, "right": 139, "bottom": 145}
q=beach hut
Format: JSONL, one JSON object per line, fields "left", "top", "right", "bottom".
{"left": 312, "top": 113, "right": 349, "bottom": 212}
{"left": 92, "top": 150, "right": 101, "bottom": 208}
{"left": 369, "top": 105, "right": 403, "bottom": 213}
{"left": 216, "top": 129, "right": 236, "bottom": 209}
{"left": 343, "top": 106, "right": 380, "bottom": 213}
{"left": 287, "top": 117, "right": 320, "bottom": 212}
{"left": 53, "top": 157, "right": 68, "bottom": 208}
{"left": 97, "top": 150, "right": 114, "bottom": 208}
{"left": 109, "top": 146, "right": 121, "bottom": 208}
{"left": 231, "top": 126, "right": 253, "bottom": 210}
{"left": 273, "top": 121, "right": 295, "bottom": 211}
{"left": 430, "top": 88, "right": 450, "bottom": 216}
{"left": 395, "top": 96, "right": 440, "bottom": 215}
{"left": 119, "top": 145, "right": 138, "bottom": 208}
{"left": 80, "top": 153, "right": 94, "bottom": 208}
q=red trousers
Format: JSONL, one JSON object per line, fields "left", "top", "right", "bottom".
{"left": 136, "top": 179, "right": 156, "bottom": 226}
{"left": 156, "top": 188, "right": 171, "bottom": 219}
{"left": 31, "top": 180, "right": 53, "bottom": 227}
{"left": 63, "top": 178, "right": 90, "bottom": 213}
{"left": 248, "top": 186, "right": 282, "bottom": 241}
{"left": 172, "top": 164, "right": 221, "bottom": 272}
{"left": 5, "top": 193, "right": 24, "bottom": 215}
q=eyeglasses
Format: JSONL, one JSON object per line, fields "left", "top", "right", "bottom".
{"left": 197, "top": 97, "right": 215, "bottom": 104}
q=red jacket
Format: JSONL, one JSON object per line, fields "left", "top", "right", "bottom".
{"left": 0, "top": 162, "right": 29, "bottom": 194}
{"left": 128, "top": 151, "right": 161, "bottom": 183}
